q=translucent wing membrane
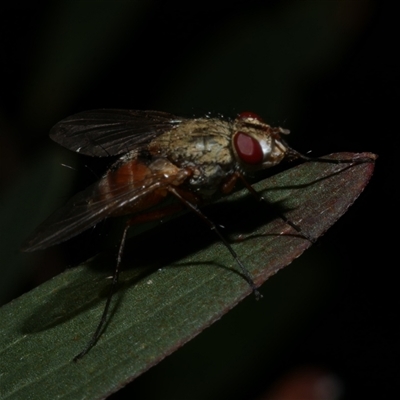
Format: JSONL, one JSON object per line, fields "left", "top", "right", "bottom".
{"left": 50, "top": 109, "right": 183, "bottom": 157}
{"left": 22, "top": 168, "right": 183, "bottom": 252}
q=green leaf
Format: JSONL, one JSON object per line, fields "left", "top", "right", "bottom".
{"left": 0, "top": 153, "right": 376, "bottom": 399}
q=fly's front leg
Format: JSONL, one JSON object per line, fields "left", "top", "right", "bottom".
{"left": 220, "top": 172, "right": 241, "bottom": 194}
{"left": 287, "top": 147, "right": 376, "bottom": 165}
{"left": 220, "top": 171, "right": 314, "bottom": 243}
{"left": 236, "top": 173, "right": 316, "bottom": 244}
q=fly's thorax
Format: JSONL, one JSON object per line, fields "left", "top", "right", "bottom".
{"left": 184, "top": 163, "right": 236, "bottom": 198}
{"left": 148, "top": 118, "right": 237, "bottom": 197}
{"left": 147, "top": 158, "right": 191, "bottom": 187}
{"left": 149, "top": 118, "right": 234, "bottom": 165}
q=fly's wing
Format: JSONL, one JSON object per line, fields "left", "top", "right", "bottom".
{"left": 50, "top": 109, "right": 183, "bottom": 157}
{"left": 22, "top": 168, "right": 183, "bottom": 252}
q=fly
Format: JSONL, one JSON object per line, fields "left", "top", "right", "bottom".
{"left": 22, "top": 109, "right": 373, "bottom": 360}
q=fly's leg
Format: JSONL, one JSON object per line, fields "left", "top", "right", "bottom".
{"left": 287, "top": 148, "right": 376, "bottom": 165}
{"left": 264, "top": 150, "right": 376, "bottom": 240}
{"left": 226, "top": 149, "right": 376, "bottom": 244}
{"left": 73, "top": 222, "right": 130, "bottom": 361}
{"left": 73, "top": 203, "right": 185, "bottom": 361}
{"left": 237, "top": 173, "right": 316, "bottom": 243}
{"left": 223, "top": 172, "right": 316, "bottom": 243}
{"left": 168, "top": 187, "right": 262, "bottom": 300}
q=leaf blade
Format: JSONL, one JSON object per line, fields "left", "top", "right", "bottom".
{"left": 0, "top": 153, "right": 376, "bottom": 399}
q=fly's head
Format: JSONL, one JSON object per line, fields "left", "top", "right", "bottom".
{"left": 231, "top": 112, "right": 290, "bottom": 171}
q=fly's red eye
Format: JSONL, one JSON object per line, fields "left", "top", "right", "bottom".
{"left": 238, "top": 111, "right": 263, "bottom": 122}
{"left": 234, "top": 132, "right": 263, "bottom": 165}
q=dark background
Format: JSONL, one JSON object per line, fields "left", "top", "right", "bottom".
{"left": 1, "top": 1, "right": 397, "bottom": 399}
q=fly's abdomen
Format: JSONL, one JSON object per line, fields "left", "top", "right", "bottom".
{"left": 100, "top": 158, "right": 190, "bottom": 217}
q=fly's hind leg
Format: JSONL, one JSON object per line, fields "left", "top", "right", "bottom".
{"left": 73, "top": 202, "right": 186, "bottom": 361}
{"left": 168, "top": 186, "right": 262, "bottom": 300}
